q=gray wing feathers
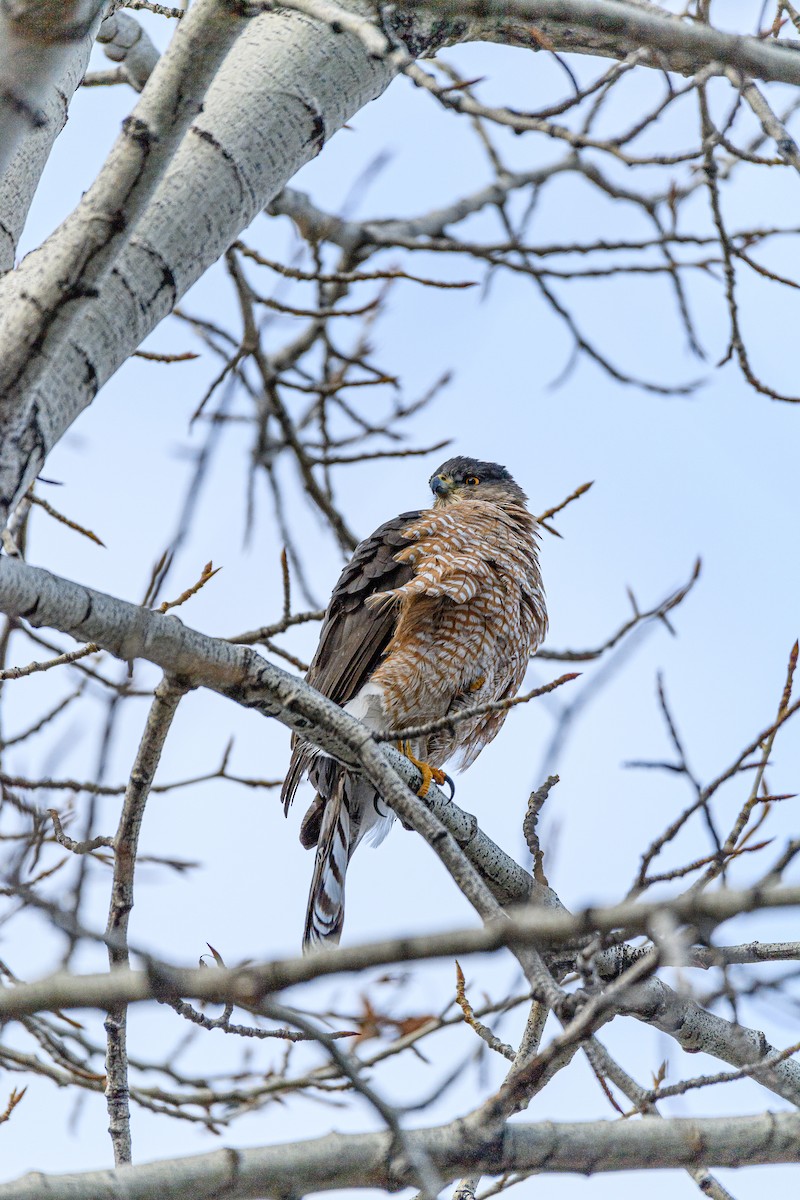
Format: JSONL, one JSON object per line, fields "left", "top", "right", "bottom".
{"left": 281, "top": 512, "right": 419, "bottom": 817}
{"left": 284, "top": 510, "right": 421, "bottom": 949}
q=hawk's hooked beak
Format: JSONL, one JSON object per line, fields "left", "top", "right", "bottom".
{"left": 430, "top": 473, "right": 455, "bottom": 499}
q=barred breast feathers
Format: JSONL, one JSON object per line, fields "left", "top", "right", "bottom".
{"left": 365, "top": 495, "right": 547, "bottom": 769}
{"left": 367, "top": 497, "right": 547, "bottom": 647}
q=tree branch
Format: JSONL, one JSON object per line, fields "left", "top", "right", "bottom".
{"left": 0, "top": 0, "right": 250, "bottom": 407}
{"left": 1, "top": 884, "right": 799, "bottom": 1029}
{"left": 0, "top": 2, "right": 107, "bottom": 271}
{"left": 417, "top": 0, "right": 800, "bottom": 87}
{"left": 104, "top": 674, "right": 187, "bottom": 1165}
{"left": 0, "top": 1, "right": 106, "bottom": 179}
{"left": 3, "top": 1109, "right": 800, "bottom": 1197}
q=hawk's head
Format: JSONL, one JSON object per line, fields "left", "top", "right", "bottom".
{"left": 429, "top": 456, "right": 527, "bottom": 508}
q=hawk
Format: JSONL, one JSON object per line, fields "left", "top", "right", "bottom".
{"left": 281, "top": 456, "right": 547, "bottom": 947}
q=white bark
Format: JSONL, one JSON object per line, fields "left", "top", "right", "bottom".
{"left": 0, "top": 1, "right": 105, "bottom": 179}
{"left": 620, "top": 976, "right": 800, "bottom": 1107}
{"left": 0, "top": 0, "right": 249, "bottom": 404}
{"left": 3, "top": 1110, "right": 800, "bottom": 1197}
{"left": 97, "top": 12, "right": 161, "bottom": 91}
{"left": 0, "top": 1, "right": 107, "bottom": 271}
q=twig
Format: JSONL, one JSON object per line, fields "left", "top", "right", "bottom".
{"left": 374, "top": 674, "right": 579, "bottom": 743}
{"left": 0, "top": 643, "right": 99, "bottom": 681}
{"left": 156, "top": 561, "right": 221, "bottom": 614}
{"left": 454, "top": 962, "right": 515, "bottom": 1061}
{"left": 27, "top": 494, "right": 105, "bottom": 546}
{"left": 104, "top": 675, "right": 187, "bottom": 1165}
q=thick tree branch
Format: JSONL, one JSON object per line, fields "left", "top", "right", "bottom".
{"left": 0, "top": 1, "right": 106, "bottom": 179}
{"left": 4, "top": 1110, "right": 800, "bottom": 1197}
{"left": 0, "top": 2, "right": 107, "bottom": 271}
{"left": 0, "top": 0, "right": 250, "bottom": 406}
{"left": 618, "top": 972, "right": 800, "bottom": 1105}
{"left": 418, "top": 0, "right": 800, "bottom": 86}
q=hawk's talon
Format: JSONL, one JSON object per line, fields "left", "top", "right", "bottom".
{"left": 398, "top": 743, "right": 449, "bottom": 799}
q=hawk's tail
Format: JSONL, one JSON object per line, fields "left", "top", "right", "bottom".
{"left": 303, "top": 775, "right": 353, "bottom": 950}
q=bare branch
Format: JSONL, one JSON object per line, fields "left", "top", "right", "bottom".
{"left": 4, "top": 1108, "right": 800, "bottom": 1197}
{"left": 3, "top": 884, "right": 800, "bottom": 1021}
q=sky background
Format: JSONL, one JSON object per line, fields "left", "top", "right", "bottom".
{"left": 2, "top": 3, "right": 800, "bottom": 1197}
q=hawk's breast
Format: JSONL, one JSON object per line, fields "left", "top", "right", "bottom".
{"left": 367, "top": 499, "right": 546, "bottom": 768}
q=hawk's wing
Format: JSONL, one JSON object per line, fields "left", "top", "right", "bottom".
{"left": 281, "top": 511, "right": 421, "bottom": 814}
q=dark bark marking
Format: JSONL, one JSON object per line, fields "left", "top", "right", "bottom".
{"left": 0, "top": 85, "right": 46, "bottom": 127}
{"left": 188, "top": 125, "right": 247, "bottom": 206}
{"left": 384, "top": 15, "right": 468, "bottom": 57}
{"left": 122, "top": 114, "right": 157, "bottom": 151}
{"left": 124, "top": 239, "right": 178, "bottom": 310}
{"left": 111, "top": 266, "right": 135, "bottom": 299}
{"left": 18, "top": 288, "right": 47, "bottom": 316}
{"left": 6, "top": 403, "right": 48, "bottom": 514}
{"left": 72, "top": 343, "right": 99, "bottom": 397}
{"left": 296, "top": 97, "right": 325, "bottom": 155}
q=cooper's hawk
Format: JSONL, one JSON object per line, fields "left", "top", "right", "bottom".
{"left": 282, "top": 456, "right": 547, "bottom": 947}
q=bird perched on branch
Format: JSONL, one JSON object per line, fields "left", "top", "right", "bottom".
{"left": 281, "top": 456, "right": 547, "bottom": 948}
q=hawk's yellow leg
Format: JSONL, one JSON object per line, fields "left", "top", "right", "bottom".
{"left": 398, "top": 740, "right": 447, "bottom": 798}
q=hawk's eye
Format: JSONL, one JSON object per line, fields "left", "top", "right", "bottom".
{"left": 465, "top": 476, "right": 480, "bottom": 486}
